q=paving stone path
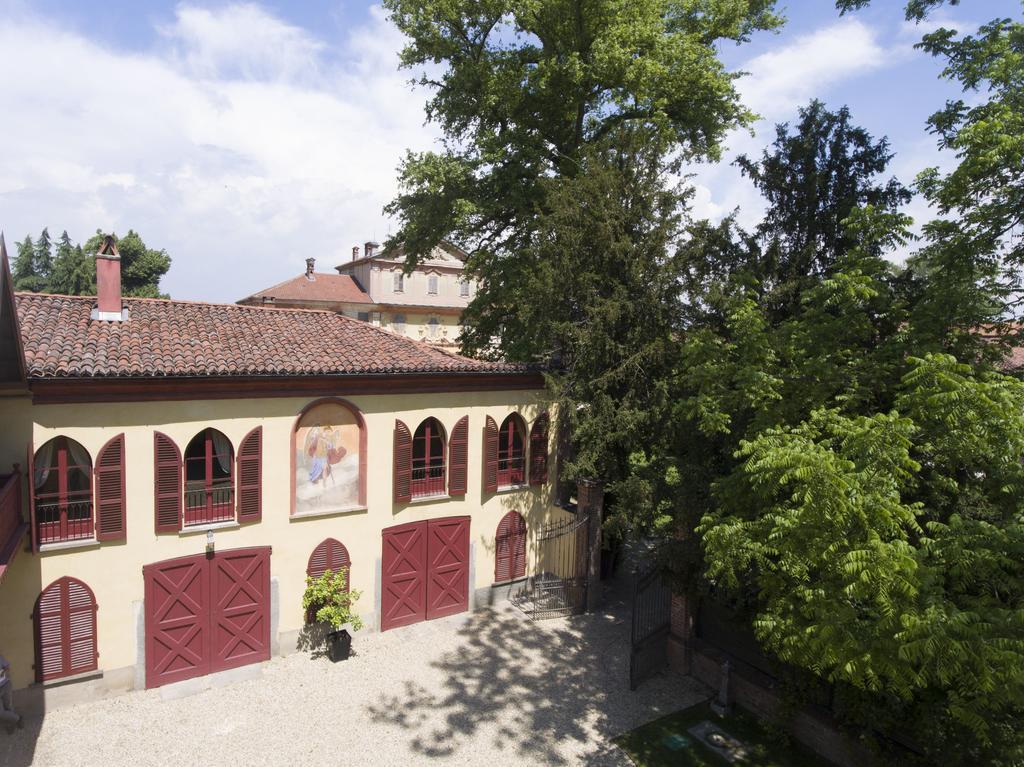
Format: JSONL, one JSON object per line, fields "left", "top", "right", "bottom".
{"left": 2, "top": 577, "right": 708, "bottom": 767}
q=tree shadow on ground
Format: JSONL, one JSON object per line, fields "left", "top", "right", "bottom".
{"left": 366, "top": 578, "right": 689, "bottom": 765}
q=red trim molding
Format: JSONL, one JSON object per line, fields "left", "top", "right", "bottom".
{"left": 28, "top": 372, "right": 545, "bottom": 404}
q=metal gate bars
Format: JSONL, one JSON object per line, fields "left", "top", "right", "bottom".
{"left": 512, "top": 508, "right": 590, "bottom": 619}
{"left": 629, "top": 564, "right": 672, "bottom": 689}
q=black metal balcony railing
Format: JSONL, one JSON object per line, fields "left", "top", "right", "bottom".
{"left": 35, "top": 493, "right": 94, "bottom": 545}
{"left": 184, "top": 483, "right": 235, "bottom": 527}
{"left": 411, "top": 462, "right": 446, "bottom": 498}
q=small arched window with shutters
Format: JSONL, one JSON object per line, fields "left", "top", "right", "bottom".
{"left": 307, "top": 538, "right": 351, "bottom": 623}
{"left": 495, "top": 511, "right": 527, "bottom": 583}
{"left": 34, "top": 576, "right": 98, "bottom": 682}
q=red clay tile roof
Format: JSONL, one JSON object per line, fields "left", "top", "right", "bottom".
{"left": 15, "top": 293, "right": 523, "bottom": 379}
{"left": 240, "top": 272, "right": 372, "bottom": 304}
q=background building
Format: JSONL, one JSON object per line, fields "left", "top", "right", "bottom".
{"left": 238, "top": 241, "right": 477, "bottom": 350}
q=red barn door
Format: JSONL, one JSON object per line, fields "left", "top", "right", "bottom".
{"left": 426, "top": 516, "right": 470, "bottom": 620}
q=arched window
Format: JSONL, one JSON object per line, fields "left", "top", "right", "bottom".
{"left": 307, "top": 538, "right": 352, "bottom": 622}
{"left": 498, "top": 414, "right": 526, "bottom": 487}
{"left": 183, "top": 428, "right": 234, "bottom": 526}
{"left": 34, "top": 576, "right": 98, "bottom": 682}
{"left": 32, "top": 437, "right": 93, "bottom": 545}
{"left": 412, "top": 418, "right": 446, "bottom": 498}
{"left": 495, "top": 511, "right": 527, "bottom": 583}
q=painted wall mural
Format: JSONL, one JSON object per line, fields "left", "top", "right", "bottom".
{"left": 294, "top": 401, "right": 361, "bottom": 514}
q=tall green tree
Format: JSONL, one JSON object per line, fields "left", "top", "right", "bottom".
{"left": 383, "top": 0, "right": 783, "bottom": 493}
{"left": 12, "top": 228, "right": 171, "bottom": 298}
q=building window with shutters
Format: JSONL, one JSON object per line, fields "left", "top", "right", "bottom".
{"left": 154, "top": 428, "right": 261, "bottom": 533}
{"left": 494, "top": 510, "right": 527, "bottom": 583}
{"left": 392, "top": 313, "right": 406, "bottom": 335}
{"left": 183, "top": 429, "right": 234, "bottom": 526}
{"left": 411, "top": 418, "right": 446, "bottom": 498}
{"left": 393, "top": 272, "right": 404, "bottom": 293}
{"left": 428, "top": 274, "right": 438, "bottom": 295}
{"left": 31, "top": 437, "right": 94, "bottom": 546}
{"left": 306, "top": 538, "right": 352, "bottom": 622}
{"left": 459, "top": 279, "right": 470, "bottom": 298}
{"left": 34, "top": 576, "right": 98, "bottom": 682}
{"left": 393, "top": 415, "right": 468, "bottom": 503}
{"left": 497, "top": 414, "right": 527, "bottom": 487}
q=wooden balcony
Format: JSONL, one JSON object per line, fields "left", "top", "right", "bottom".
{"left": 0, "top": 469, "right": 26, "bottom": 586}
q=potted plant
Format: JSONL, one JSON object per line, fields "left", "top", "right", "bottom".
{"left": 301, "top": 568, "right": 364, "bottom": 662}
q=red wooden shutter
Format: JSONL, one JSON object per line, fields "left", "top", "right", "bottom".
{"left": 67, "top": 578, "right": 99, "bottom": 675}
{"left": 483, "top": 416, "right": 499, "bottom": 493}
{"left": 394, "top": 419, "right": 412, "bottom": 503}
{"left": 236, "top": 427, "right": 262, "bottom": 523}
{"left": 529, "top": 413, "right": 550, "bottom": 486}
{"left": 494, "top": 511, "right": 527, "bottom": 583}
{"left": 153, "top": 432, "right": 182, "bottom": 533}
{"left": 27, "top": 442, "right": 38, "bottom": 553}
{"left": 35, "top": 580, "right": 65, "bottom": 681}
{"left": 34, "top": 577, "right": 98, "bottom": 682}
{"left": 307, "top": 538, "right": 352, "bottom": 584}
{"left": 448, "top": 415, "right": 469, "bottom": 496}
{"left": 95, "top": 434, "right": 126, "bottom": 542}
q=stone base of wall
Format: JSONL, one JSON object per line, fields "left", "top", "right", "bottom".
{"left": 12, "top": 665, "right": 135, "bottom": 716}
{"left": 689, "top": 641, "right": 874, "bottom": 767}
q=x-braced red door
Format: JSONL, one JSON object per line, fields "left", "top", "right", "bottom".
{"left": 211, "top": 548, "right": 271, "bottom": 673}
{"left": 426, "top": 516, "right": 470, "bottom": 620}
{"left": 381, "top": 521, "right": 427, "bottom": 631}
{"left": 144, "top": 547, "right": 270, "bottom": 689}
{"left": 381, "top": 516, "right": 469, "bottom": 631}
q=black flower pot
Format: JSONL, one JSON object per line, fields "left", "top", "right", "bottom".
{"left": 327, "top": 629, "right": 352, "bottom": 662}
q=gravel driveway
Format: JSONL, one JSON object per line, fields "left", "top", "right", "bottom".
{"left": 2, "top": 578, "right": 708, "bottom": 767}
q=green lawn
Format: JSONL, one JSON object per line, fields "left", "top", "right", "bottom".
{"left": 614, "top": 702, "right": 825, "bottom": 767}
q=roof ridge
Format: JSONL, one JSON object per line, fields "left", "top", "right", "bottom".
{"left": 15, "top": 290, "right": 339, "bottom": 316}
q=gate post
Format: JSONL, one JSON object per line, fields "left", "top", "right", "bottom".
{"left": 578, "top": 478, "right": 604, "bottom": 613}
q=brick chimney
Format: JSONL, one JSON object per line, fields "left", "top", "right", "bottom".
{"left": 94, "top": 234, "right": 124, "bottom": 321}
{"left": 305, "top": 257, "right": 315, "bottom": 280}
{"left": 364, "top": 241, "right": 379, "bottom": 258}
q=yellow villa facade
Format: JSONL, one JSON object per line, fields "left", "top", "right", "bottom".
{"left": 0, "top": 237, "right": 563, "bottom": 701}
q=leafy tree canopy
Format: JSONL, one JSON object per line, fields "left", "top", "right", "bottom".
{"left": 11, "top": 228, "right": 171, "bottom": 298}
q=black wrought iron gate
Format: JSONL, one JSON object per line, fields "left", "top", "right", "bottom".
{"left": 629, "top": 564, "right": 672, "bottom": 689}
{"left": 513, "top": 509, "right": 590, "bottom": 619}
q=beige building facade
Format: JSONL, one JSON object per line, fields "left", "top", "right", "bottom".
{"left": 239, "top": 241, "right": 476, "bottom": 349}
{"left": 0, "top": 237, "right": 559, "bottom": 701}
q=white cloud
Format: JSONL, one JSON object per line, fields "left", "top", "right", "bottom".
{"left": 737, "top": 18, "right": 887, "bottom": 120}
{"left": 0, "top": 3, "right": 436, "bottom": 302}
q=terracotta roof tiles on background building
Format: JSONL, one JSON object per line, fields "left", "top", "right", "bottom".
{"left": 240, "top": 272, "right": 372, "bottom": 304}
{"left": 15, "top": 293, "right": 521, "bottom": 379}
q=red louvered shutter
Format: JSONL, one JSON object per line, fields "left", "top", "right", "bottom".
{"left": 67, "top": 578, "right": 99, "bottom": 675}
{"left": 236, "top": 427, "right": 262, "bottom": 523}
{"left": 494, "top": 511, "right": 527, "bottom": 583}
{"left": 27, "top": 442, "right": 38, "bottom": 553}
{"left": 529, "top": 413, "right": 550, "bottom": 486}
{"left": 448, "top": 415, "right": 469, "bottom": 496}
{"left": 153, "top": 432, "right": 182, "bottom": 533}
{"left": 95, "top": 434, "right": 126, "bottom": 541}
{"left": 483, "top": 416, "right": 499, "bottom": 493}
{"left": 393, "top": 420, "right": 412, "bottom": 503}
{"left": 35, "top": 580, "right": 64, "bottom": 681}
{"left": 307, "top": 538, "right": 352, "bottom": 585}
{"left": 34, "top": 577, "right": 98, "bottom": 682}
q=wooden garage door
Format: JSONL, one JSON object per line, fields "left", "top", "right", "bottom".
{"left": 381, "top": 516, "right": 469, "bottom": 631}
{"left": 144, "top": 547, "right": 270, "bottom": 689}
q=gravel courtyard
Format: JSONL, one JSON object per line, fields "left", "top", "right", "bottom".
{"left": 2, "top": 581, "right": 708, "bottom": 767}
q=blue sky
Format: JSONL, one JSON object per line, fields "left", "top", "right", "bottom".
{"left": 0, "top": 0, "right": 1020, "bottom": 302}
